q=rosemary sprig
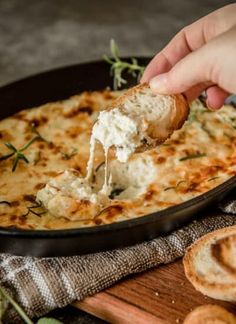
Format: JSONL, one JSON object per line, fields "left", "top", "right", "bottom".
{"left": 22, "top": 201, "right": 47, "bottom": 217}
{"left": 0, "top": 128, "right": 48, "bottom": 172}
{"left": 164, "top": 180, "right": 187, "bottom": 191}
{"left": 0, "top": 287, "right": 8, "bottom": 321}
{"left": 179, "top": 153, "right": 206, "bottom": 161}
{"left": 0, "top": 200, "right": 11, "bottom": 206}
{"left": 207, "top": 176, "right": 220, "bottom": 182}
{"left": 60, "top": 148, "right": 78, "bottom": 160}
{"left": 109, "top": 188, "right": 124, "bottom": 199}
{"left": 0, "top": 286, "right": 33, "bottom": 324}
{"left": 103, "top": 39, "right": 145, "bottom": 90}
{"left": 31, "top": 124, "right": 51, "bottom": 144}
{"left": 0, "top": 285, "right": 63, "bottom": 324}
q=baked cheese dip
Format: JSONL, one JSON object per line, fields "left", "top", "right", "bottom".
{"left": 0, "top": 90, "right": 235, "bottom": 230}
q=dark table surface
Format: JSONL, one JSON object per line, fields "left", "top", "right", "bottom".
{"left": 0, "top": 0, "right": 233, "bottom": 322}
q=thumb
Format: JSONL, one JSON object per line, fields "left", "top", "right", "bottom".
{"left": 149, "top": 44, "right": 215, "bottom": 95}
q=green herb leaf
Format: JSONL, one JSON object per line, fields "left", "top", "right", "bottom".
{"left": 31, "top": 124, "right": 51, "bottom": 144}
{"left": 0, "top": 201, "right": 11, "bottom": 206}
{"left": 0, "top": 289, "right": 8, "bottom": 321}
{"left": 22, "top": 201, "right": 47, "bottom": 217}
{"left": 179, "top": 153, "right": 206, "bottom": 161}
{"left": 109, "top": 188, "right": 124, "bottom": 199}
{"left": 0, "top": 128, "right": 50, "bottom": 172}
{"left": 0, "top": 152, "right": 15, "bottom": 161}
{"left": 5, "top": 142, "right": 17, "bottom": 152}
{"left": 60, "top": 148, "right": 78, "bottom": 160}
{"left": 164, "top": 180, "right": 187, "bottom": 191}
{"left": 37, "top": 317, "right": 63, "bottom": 324}
{"left": 0, "top": 286, "right": 33, "bottom": 324}
{"left": 104, "top": 39, "right": 145, "bottom": 90}
{"left": 207, "top": 176, "right": 220, "bottom": 182}
{"left": 0, "top": 286, "right": 62, "bottom": 324}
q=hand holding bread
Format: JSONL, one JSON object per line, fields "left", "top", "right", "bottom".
{"left": 93, "top": 83, "right": 189, "bottom": 163}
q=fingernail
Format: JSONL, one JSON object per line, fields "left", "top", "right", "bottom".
{"left": 206, "top": 99, "right": 220, "bottom": 111}
{"left": 149, "top": 73, "right": 168, "bottom": 93}
{"left": 206, "top": 99, "right": 213, "bottom": 110}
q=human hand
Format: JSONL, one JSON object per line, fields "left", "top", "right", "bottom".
{"left": 141, "top": 4, "right": 236, "bottom": 109}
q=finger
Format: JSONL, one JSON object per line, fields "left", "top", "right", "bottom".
{"left": 141, "top": 4, "right": 236, "bottom": 83}
{"left": 141, "top": 51, "right": 173, "bottom": 83}
{"left": 183, "top": 82, "right": 212, "bottom": 103}
{"left": 149, "top": 42, "right": 216, "bottom": 95}
{"left": 206, "top": 86, "right": 229, "bottom": 110}
{"left": 141, "top": 11, "right": 219, "bottom": 83}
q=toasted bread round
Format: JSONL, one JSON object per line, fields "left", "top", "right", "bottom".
{"left": 109, "top": 82, "right": 189, "bottom": 151}
{"left": 184, "top": 305, "right": 236, "bottom": 324}
{"left": 212, "top": 235, "right": 236, "bottom": 280}
{"left": 183, "top": 226, "right": 236, "bottom": 301}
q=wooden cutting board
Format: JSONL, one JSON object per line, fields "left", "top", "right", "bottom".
{"left": 74, "top": 258, "right": 236, "bottom": 323}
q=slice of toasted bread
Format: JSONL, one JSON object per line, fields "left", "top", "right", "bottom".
{"left": 184, "top": 305, "right": 236, "bottom": 324}
{"left": 110, "top": 82, "right": 189, "bottom": 149}
{"left": 183, "top": 226, "right": 236, "bottom": 301}
{"left": 92, "top": 83, "right": 189, "bottom": 163}
{"left": 212, "top": 235, "right": 236, "bottom": 280}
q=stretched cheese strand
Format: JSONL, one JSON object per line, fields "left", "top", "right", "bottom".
{"left": 85, "top": 135, "right": 112, "bottom": 197}
{"left": 85, "top": 135, "right": 96, "bottom": 181}
{"left": 99, "top": 146, "right": 112, "bottom": 195}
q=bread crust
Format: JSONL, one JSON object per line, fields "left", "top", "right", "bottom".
{"left": 184, "top": 305, "right": 236, "bottom": 324}
{"left": 183, "top": 226, "right": 236, "bottom": 301}
{"left": 212, "top": 235, "right": 236, "bottom": 279}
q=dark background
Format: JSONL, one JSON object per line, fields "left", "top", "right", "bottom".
{"left": 0, "top": 0, "right": 233, "bottom": 322}
{"left": 0, "top": 0, "right": 234, "bottom": 86}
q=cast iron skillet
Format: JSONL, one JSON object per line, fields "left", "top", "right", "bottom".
{"left": 0, "top": 58, "right": 235, "bottom": 257}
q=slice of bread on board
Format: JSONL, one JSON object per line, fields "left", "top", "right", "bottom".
{"left": 212, "top": 234, "right": 236, "bottom": 280}
{"left": 184, "top": 305, "right": 236, "bottom": 324}
{"left": 183, "top": 226, "right": 236, "bottom": 301}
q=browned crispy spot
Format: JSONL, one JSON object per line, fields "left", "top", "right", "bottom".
{"left": 184, "top": 182, "right": 199, "bottom": 193}
{"left": 12, "top": 111, "right": 28, "bottom": 121}
{"left": 52, "top": 146, "right": 61, "bottom": 154}
{"left": 0, "top": 130, "right": 13, "bottom": 141}
{"left": 171, "top": 139, "right": 183, "bottom": 145}
{"left": 24, "top": 134, "right": 32, "bottom": 141}
{"left": 102, "top": 91, "right": 116, "bottom": 100}
{"left": 156, "top": 156, "right": 166, "bottom": 164}
{"left": 10, "top": 215, "right": 17, "bottom": 221}
{"left": 94, "top": 218, "right": 103, "bottom": 225}
{"left": 30, "top": 116, "right": 48, "bottom": 127}
{"left": 23, "top": 194, "right": 36, "bottom": 202}
{"left": 48, "top": 142, "right": 55, "bottom": 149}
{"left": 44, "top": 171, "right": 59, "bottom": 177}
{"left": 65, "top": 126, "right": 83, "bottom": 138}
{"left": 166, "top": 147, "right": 176, "bottom": 155}
{"left": 64, "top": 106, "right": 93, "bottom": 118}
{"left": 144, "top": 189, "right": 155, "bottom": 201}
{"left": 38, "top": 143, "right": 46, "bottom": 149}
{"left": 83, "top": 97, "right": 95, "bottom": 107}
{"left": 35, "top": 183, "right": 45, "bottom": 190}
{"left": 11, "top": 201, "right": 20, "bottom": 207}
{"left": 78, "top": 107, "right": 93, "bottom": 115}
{"left": 18, "top": 214, "right": 27, "bottom": 225}
{"left": 96, "top": 205, "right": 124, "bottom": 220}
{"left": 156, "top": 201, "right": 176, "bottom": 208}
{"left": 73, "top": 165, "right": 81, "bottom": 173}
